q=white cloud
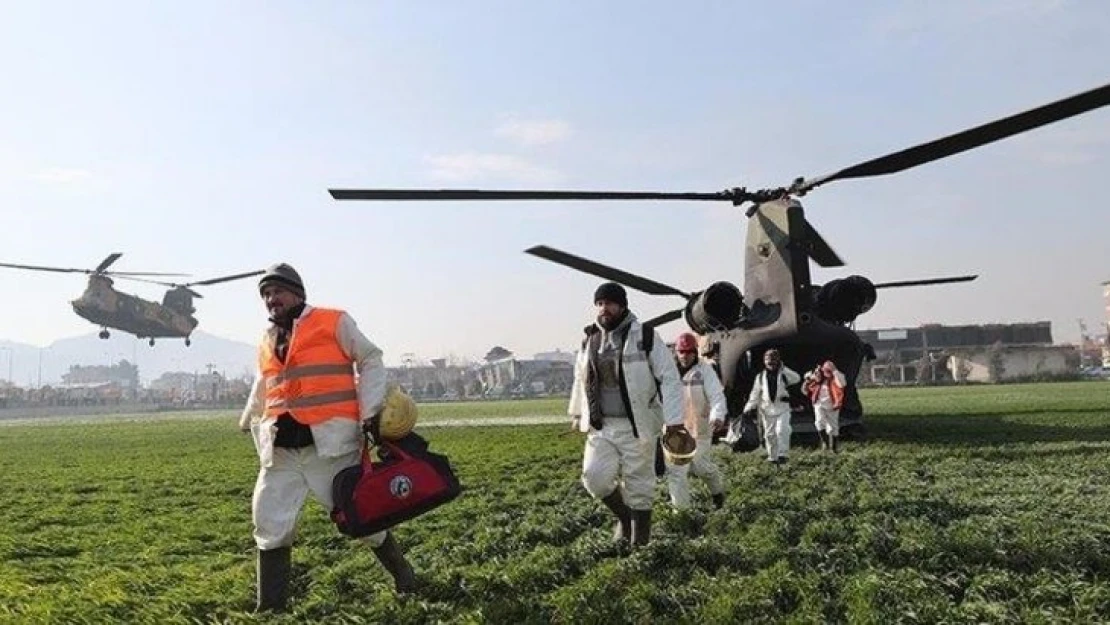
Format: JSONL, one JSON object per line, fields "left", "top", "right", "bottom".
{"left": 30, "top": 168, "right": 94, "bottom": 184}
{"left": 424, "top": 152, "right": 563, "bottom": 184}
{"left": 494, "top": 117, "right": 572, "bottom": 146}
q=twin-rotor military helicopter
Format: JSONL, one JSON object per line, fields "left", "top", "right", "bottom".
{"left": 0, "top": 253, "right": 263, "bottom": 346}
{"left": 327, "top": 81, "right": 1110, "bottom": 438}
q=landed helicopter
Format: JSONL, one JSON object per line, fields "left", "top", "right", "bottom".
{"left": 326, "top": 81, "right": 1110, "bottom": 440}
{"left": 0, "top": 253, "right": 264, "bottom": 346}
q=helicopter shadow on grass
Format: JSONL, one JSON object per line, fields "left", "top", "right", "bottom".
{"left": 860, "top": 408, "right": 1110, "bottom": 447}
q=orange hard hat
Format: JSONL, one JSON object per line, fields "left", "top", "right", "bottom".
{"left": 675, "top": 333, "right": 698, "bottom": 352}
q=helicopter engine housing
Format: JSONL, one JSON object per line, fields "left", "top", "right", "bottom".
{"left": 814, "top": 275, "right": 877, "bottom": 325}
{"left": 685, "top": 281, "right": 744, "bottom": 334}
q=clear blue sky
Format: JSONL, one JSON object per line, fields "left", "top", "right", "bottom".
{"left": 1, "top": 1, "right": 1108, "bottom": 366}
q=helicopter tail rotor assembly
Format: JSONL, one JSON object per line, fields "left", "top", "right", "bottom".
{"left": 326, "top": 82, "right": 1109, "bottom": 331}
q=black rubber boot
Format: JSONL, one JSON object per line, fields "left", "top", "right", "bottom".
{"left": 818, "top": 430, "right": 829, "bottom": 451}
{"left": 711, "top": 493, "right": 725, "bottom": 510}
{"left": 631, "top": 509, "right": 652, "bottom": 546}
{"left": 831, "top": 435, "right": 839, "bottom": 453}
{"left": 372, "top": 532, "right": 417, "bottom": 593}
{"left": 601, "top": 490, "right": 632, "bottom": 542}
{"left": 255, "top": 546, "right": 291, "bottom": 612}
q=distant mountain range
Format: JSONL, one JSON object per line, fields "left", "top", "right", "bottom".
{"left": 0, "top": 331, "right": 257, "bottom": 387}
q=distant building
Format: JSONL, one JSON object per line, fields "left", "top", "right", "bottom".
{"left": 856, "top": 321, "right": 1076, "bottom": 384}
{"left": 474, "top": 348, "right": 575, "bottom": 398}
{"left": 1103, "top": 280, "right": 1110, "bottom": 367}
{"left": 533, "top": 349, "right": 575, "bottom": 364}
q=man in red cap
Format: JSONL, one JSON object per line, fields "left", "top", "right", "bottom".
{"left": 664, "top": 332, "right": 729, "bottom": 510}
{"left": 569, "top": 281, "right": 687, "bottom": 546}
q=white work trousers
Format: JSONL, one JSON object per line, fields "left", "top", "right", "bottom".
{"left": 252, "top": 444, "right": 387, "bottom": 550}
{"left": 814, "top": 402, "right": 840, "bottom": 437}
{"left": 581, "top": 417, "right": 658, "bottom": 511}
{"left": 760, "top": 408, "right": 792, "bottom": 460}
{"left": 665, "top": 434, "right": 723, "bottom": 509}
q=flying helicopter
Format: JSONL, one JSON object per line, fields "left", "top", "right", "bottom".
{"left": 325, "top": 81, "right": 1110, "bottom": 440}
{"left": 0, "top": 253, "right": 264, "bottom": 346}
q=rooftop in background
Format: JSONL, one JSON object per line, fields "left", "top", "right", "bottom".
{"left": 857, "top": 321, "right": 1053, "bottom": 350}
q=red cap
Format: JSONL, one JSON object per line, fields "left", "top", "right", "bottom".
{"left": 675, "top": 333, "right": 698, "bottom": 352}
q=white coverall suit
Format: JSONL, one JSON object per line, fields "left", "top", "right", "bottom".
{"left": 743, "top": 366, "right": 801, "bottom": 461}
{"left": 568, "top": 313, "right": 685, "bottom": 512}
{"left": 666, "top": 359, "right": 728, "bottom": 509}
{"left": 239, "top": 304, "right": 389, "bottom": 550}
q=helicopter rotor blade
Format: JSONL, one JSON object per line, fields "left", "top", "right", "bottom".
{"left": 794, "top": 82, "right": 1110, "bottom": 194}
{"left": 104, "top": 271, "right": 193, "bottom": 277}
{"left": 329, "top": 189, "right": 735, "bottom": 202}
{"left": 111, "top": 269, "right": 265, "bottom": 291}
{"left": 94, "top": 253, "right": 123, "bottom": 273}
{"left": 184, "top": 269, "right": 266, "bottom": 287}
{"left": 525, "top": 245, "right": 691, "bottom": 299}
{"left": 643, "top": 308, "right": 685, "bottom": 327}
{"left": 107, "top": 275, "right": 179, "bottom": 287}
{"left": 874, "top": 275, "right": 978, "bottom": 289}
{"left": 0, "top": 261, "right": 93, "bottom": 274}
{"left": 800, "top": 218, "right": 845, "bottom": 267}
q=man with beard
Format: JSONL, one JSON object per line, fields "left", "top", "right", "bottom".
{"left": 569, "top": 281, "right": 686, "bottom": 546}
{"left": 742, "top": 349, "right": 801, "bottom": 464}
{"left": 238, "top": 263, "right": 416, "bottom": 612}
{"left": 664, "top": 332, "right": 729, "bottom": 510}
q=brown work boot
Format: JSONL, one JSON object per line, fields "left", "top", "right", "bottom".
{"left": 372, "top": 532, "right": 417, "bottom": 593}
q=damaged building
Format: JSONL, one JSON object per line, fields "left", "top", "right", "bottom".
{"left": 855, "top": 321, "right": 1078, "bottom": 385}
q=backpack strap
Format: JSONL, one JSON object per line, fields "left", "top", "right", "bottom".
{"left": 640, "top": 321, "right": 662, "bottom": 400}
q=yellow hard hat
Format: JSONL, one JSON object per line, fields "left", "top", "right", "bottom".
{"left": 661, "top": 428, "right": 697, "bottom": 466}
{"left": 378, "top": 385, "right": 418, "bottom": 440}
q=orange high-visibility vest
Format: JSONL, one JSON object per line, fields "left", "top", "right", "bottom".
{"left": 260, "top": 307, "right": 359, "bottom": 424}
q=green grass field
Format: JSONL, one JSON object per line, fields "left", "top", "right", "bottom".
{"left": 1, "top": 382, "right": 1108, "bottom": 623}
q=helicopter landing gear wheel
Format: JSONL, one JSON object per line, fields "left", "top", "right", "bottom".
{"left": 98, "top": 329, "right": 109, "bottom": 339}
{"left": 149, "top": 338, "right": 155, "bottom": 347}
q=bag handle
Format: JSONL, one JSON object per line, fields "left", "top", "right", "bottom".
{"left": 358, "top": 433, "right": 411, "bottom": 472}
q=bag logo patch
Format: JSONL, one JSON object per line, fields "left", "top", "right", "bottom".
{"left": 389, "top": 475, "right": 413, "bottom": 499}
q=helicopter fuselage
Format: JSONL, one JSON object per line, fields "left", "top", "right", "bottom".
{"left": 70, "top": 276, "right": 198, "bottom": 341}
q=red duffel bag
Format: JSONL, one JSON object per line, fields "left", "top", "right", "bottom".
{"left": 330, "top": 432, "right": 462, "bottom": 538}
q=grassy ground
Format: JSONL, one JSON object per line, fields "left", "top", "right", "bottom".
{"left": 0, "top": 382, "right": 1107, "bottom": 623}
{"left": 0, "top": 397, "right": 570, "bottom": 427}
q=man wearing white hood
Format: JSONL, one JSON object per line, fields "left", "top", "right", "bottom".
{"left": 569, "top": 282, "right": 686, "bottom": 546}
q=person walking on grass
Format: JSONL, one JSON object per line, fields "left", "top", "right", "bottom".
{"left": 238, "top": 263, "right": 416, "bottom": 612}
{"left": 742, "top": 348, "right": 801, "bottom": 465}
{"left": 664, "top": 332, "right": 729, "bottom": 510}
{"left": 805, "top": 359, "right": 846, "bottom": 452}
{"left": 568, "top": 281, "right": 687, "bottom": 546}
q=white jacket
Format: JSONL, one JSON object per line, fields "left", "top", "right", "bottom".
{"left": 743, "top": 366, "right": 801, "bottom": 415}
{"left": 681, "top": 359, "right": 728, "bottom": 438}
{"left": 569, "top": 314, "right": 684, "bottom": 438}
{"left": 238, "top": 305, "right": 388, "bottom": 466}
